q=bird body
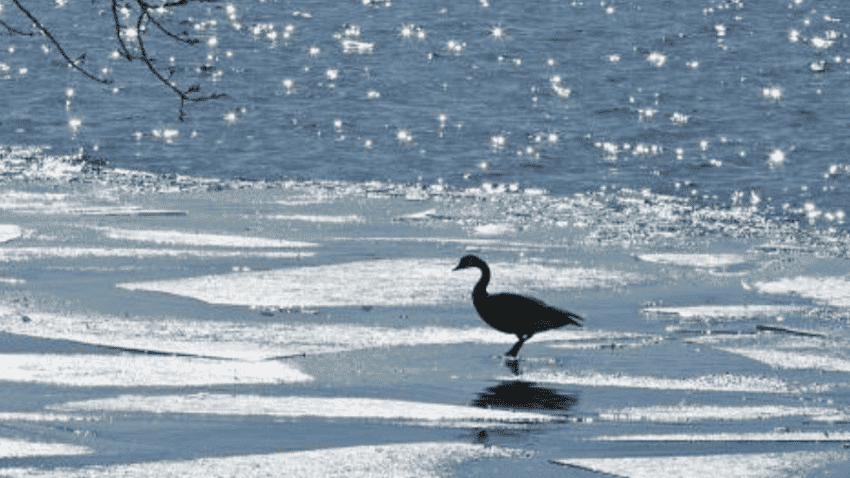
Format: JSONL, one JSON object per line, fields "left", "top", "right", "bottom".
{"left": 454, "top": 255, "right": 582, "bottom": 356}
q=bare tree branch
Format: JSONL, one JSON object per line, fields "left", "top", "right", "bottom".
{"left": 111, "top": 0, "right": 134, "bottom": 60}
{"left": 143, "top": 9, "right": 199, "bottom": 45}
{"left": 133, "top": 5, "right": 224, "bottom": 120}
{"left": 11, "top": 0, "right": 111, "bottom": 84}
{"left": 14, "top": 0, "right": 225, "bottom": 119}
{"left": 155, "top": 0, "right": 220, "bottom": 8}
{"left": 0, "top": 18, "right": 34, "bottom": 36}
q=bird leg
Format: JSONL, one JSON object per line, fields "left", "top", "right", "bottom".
{"left": 504, "top": 357, "right": 520, "bottom": 376}
{"left": 505, "top": 335, "right": 528, "bottom": 357}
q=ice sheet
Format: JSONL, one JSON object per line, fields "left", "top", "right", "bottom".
{"left": 117, "top": 258, "right": 641, "bottom": 308}
{"left": 473, "top": 223, "right": 516, "bottom": 235}
{"left": 51, "top": 393, "right": 560, "bottom": 425}
{"left": 0, "top": 247, "right": 312, "bottom": 262}
{"left": 597, "top": 404, "right": 847, "bottom": 423}
{"left": 644, "top": 304, "right": 808, "bottom": 320}
{"left": 0, "top": 224, "right": 22, "bottom": 242}
{"left": 0, "top": 309, "right": 631, "bottom": 360}
{"left": 719, "top": 347, "right": 850, "bottom": 372}
{"left": 98, "top": 227, "right": 318, "bottom": 248}
{"left": 592, "top": 431, "right": 850, "bottom": 441}
{"left": 0, "top": 354, "right": 313, "bottom": 386}
{"left": 268, "top": 214, "right": 363, "bottom": 223}
{"left": 0, "top": 277, "right": 25, "bottom": 284}
{"left": 509, "top": 371, "right": 823, "bottom": 393}
{"left": 557, "top": 451, "right": 847, "bottom": 478}
{"left": 0, "top": 412, "right": 100, "bottom": 422}
{"left": 754, "top": 276, "right": 850, "bottom": 308}
{"left": 0, "top": 437, "right": 93, "bottom": 458}
{"left": 638, "top": 253, "right": 748, "bottom": 268}
{"left": 0, "top": 441, "right": 524, "bottom": 477}
{"left": 0, "top": 191, "right": 185, "bottom": 216}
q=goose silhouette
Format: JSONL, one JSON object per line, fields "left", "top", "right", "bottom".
{"left": 453, "top": 255, "right": 583, "bottom": 357}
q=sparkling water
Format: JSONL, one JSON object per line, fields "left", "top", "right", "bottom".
{"left": 3, "top": 0, "right": 850, "bottom": 476}
{"left": 1, "top": 0, "right": 848, "bottom": 228}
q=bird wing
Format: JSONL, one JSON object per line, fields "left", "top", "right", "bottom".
{"left": 502, "top": 293, "right": 582, "bottom": 319}
{"left": 486, "top": 293, "right": 583, "bottom": 333}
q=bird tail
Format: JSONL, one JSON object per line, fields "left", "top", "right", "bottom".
{"left": 568, "top": 312, "right": 583, "bottom": 327}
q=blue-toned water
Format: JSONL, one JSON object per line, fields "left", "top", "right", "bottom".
{"left": 5, "top": 1, "right": 850, "bottom": 476}
{"left": 2, "top": 0, "right": 848, "bottom": 227}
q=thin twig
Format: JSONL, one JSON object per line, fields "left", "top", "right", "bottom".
{"left": 11, "top": 0, "right": 111, "bottom": 84}
{"left": 143, "top": 10, "right": 199, "bottom": 45}
{"left": 134, "top": 9, "right": 224, "bottom": 120}
{"left": 139, "top": 0, "right": 220, "bottom": 10}
{"left": 0, "top": 18, "right": 34, "bottom": 36}
{"left": 14, "top": 0, "right": 223, "bottom": 119}
{"left": 135, "top": 10, "right": 180, "bottom": 94}
{"left": 111, "top": 0, "right": 134, "bottom": 60}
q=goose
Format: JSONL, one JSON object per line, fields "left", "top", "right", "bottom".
{"left": 453, "top": 254, "right": 583, "bottom": 357}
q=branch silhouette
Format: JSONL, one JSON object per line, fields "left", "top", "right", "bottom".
{"left": 111, "top": 0, "right": 134, "bottom": 61}
{"left": 11, "top": 0, "right": 226, "bottom": 120}
{"left": 130, "top": 0, "right": 225, "bottom": 120}
{"left": 11, "top": 0, "right": 110, "bottom": 84}
{"left": 0, "top": 17, "right": 33, "bottom": 36}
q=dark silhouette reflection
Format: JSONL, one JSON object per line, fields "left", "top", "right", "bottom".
{"left": 453, "top": 255, "right": 583, "bottom": 357}
{"left": 505, "top": 357, "right": 520, "bottom": 376}
{"left": 471, "top": 380, "right": 579, "bottom": 413}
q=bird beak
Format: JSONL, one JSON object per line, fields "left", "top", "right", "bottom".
{"left": 452, "top": 266, "right": 460, "bottom": 271}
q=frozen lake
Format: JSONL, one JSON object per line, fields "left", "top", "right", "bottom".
{"left": 0, "top": 155, "right": 847, "bottom": 476}
{"left": 3, "top": 0, "right": 850, "bottom": 475}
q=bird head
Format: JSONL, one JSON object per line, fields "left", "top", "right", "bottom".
{"left": 453, "top": 254, "right": 483, "bottom": 271}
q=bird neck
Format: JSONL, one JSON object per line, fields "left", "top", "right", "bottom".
{"left": 473, "top": 263, "right": 490, "bottom": 300}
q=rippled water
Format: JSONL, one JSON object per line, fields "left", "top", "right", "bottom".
{"left": 3, "top": 0, "right": 850, "bottom": 476}
{"left": 2, "top": 0, "right": 849, "bottom": 228}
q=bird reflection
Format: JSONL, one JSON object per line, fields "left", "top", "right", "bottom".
{"left": 505, "top": 357, "right": 521, "bottom": 376}
{"left": 471, "top": 380, "right": 578, "bottom": 413}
